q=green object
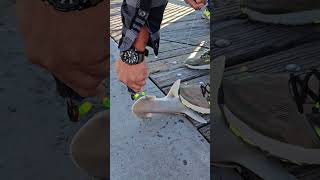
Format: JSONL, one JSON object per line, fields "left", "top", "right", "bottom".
{"left": 229, "top": 125, "right": 253, "bottom": 145}
{"left": 202, "top": 7, "right": 210, "bottom": 20}
{"left": 315, "top": 102, "right": 320, "bottom": 109}
{"left": 102, "top": 97, "right": 111, "bottom": 109}
{"left": 315, "top": 126, "right": 320, "bottom": 138}
{"left": 134, "top": 93, "right": 140, "bottom": 100}
{"left": 131, "top": 91, "right": 145, "bottom": 100}
{"left": 78, "top": 102, "right": 93, "bottom": 117}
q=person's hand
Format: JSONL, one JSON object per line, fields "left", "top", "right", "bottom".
{"left": 16, "top": 0, "right": 108, "bottom": 97}
{"left": 116, "top": 26, "right": 149, "bottom": 92}
{"left": 185, "top": 0, "right": 207, "bottom": 10}
{"left": 115, "top": 60, "right": 148, "bottom": 92}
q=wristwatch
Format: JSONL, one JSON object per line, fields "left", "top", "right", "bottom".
{"left": 43, "top": 0, "right": 103, "bottom": 12}
{"left": 120, "top": 48, "right": 149, "bottom": 65}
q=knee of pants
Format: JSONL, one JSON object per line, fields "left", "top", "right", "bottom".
{"left": 70, "top": 110, "right": 110, "bottom": 178}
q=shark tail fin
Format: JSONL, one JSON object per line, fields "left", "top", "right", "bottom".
{"left": 184, "top": 109, "right": 207, "bottom": 123}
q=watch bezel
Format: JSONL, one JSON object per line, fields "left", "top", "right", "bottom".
{"left": 124, "top": 49, "right": 139, "bottom": 64}
{"left": 120, "top": 48, "right": 147, "bottom": 65}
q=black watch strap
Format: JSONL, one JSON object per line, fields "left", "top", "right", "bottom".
{"left": 137, "top": 49, "right": 149, "bottom": 59}
{"left": 44, "top": 0, "right": 103, "bottom": 12}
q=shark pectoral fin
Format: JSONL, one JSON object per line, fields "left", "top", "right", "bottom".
{"left": 167, "top": 79, "right": 181, "bottom": 98}
{"left": 184, "top": 108, "right": 208, "bottom": 124}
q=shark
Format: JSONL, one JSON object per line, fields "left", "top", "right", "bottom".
{"left": 132, "top": 79, "right": 207, "bottom": 124}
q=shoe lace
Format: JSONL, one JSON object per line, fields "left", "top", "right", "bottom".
{"left": 200, "top": 51, "right": 210, "bottom": 60}
{"left": 288, "top": 68, "right": 320, "bottom": 114}
{"left": 200, "top": 83, "right": 210, "bottom": 102}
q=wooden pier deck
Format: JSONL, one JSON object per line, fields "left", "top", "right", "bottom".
{"left": 110, "top": 0, "right": 211, "bottom": 140}
{"left": 110, "top": 0, "right": 320, "bottom": 178}
{"left": 213, "top": 0, "right": 320, "bottom": 179}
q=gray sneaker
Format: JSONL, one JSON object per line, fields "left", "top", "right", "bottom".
{"left": 221, "top": 70, "right": 320, "bottom": 164}
{"left": 185, "top": 50, "right": 210, "bottom": 70}
{"left": 241, "top": 0, "right": 320, "bottom": 25}
{"left": 179, "top": 83, "right": 210, "bottom": 114}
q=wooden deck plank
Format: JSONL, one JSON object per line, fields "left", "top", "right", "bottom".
{"left": 212, "top": 21, "right": 320, "bottom": 67}
{"left": 148, "top": 48, "right": 207, "bottom": 72}
{"left": 148, "top": 41, "right": 204, "bottom": 55}
{"left": 199, "top": 124, "right": 210, "bottom": 141}
{"left": 212, "top": 0, "right": 242, "bottom": 22}
{"left": 150, "top": 67, "right": 209, "bottom": 89}
{"left": 225, "top": 41, "right": 320, "bottom": 76}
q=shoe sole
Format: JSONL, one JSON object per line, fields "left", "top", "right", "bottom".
{"left": 180, "top": 94, "right": 210, "bottom": 114}
{"left": 221, "top": 105, "right": 320, "bottom": 164}
{"left": 212, "top": 56, "right": 227, "bottom": 105}
{"left": 242, "top": 8, "right": 320, "bottom": 25}
{"left": 180, "top": 56, "right": 227, "bottom": 114}
{"left": 70, "top": 110, "right": 109, "bottom": 178}
{"left": 212, "top": 57, "right": 299, "bottom": 180}
{"left": 185, "top": 63, "right": 210, "bottom": 70}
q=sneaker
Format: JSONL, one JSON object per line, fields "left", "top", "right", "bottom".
{"left": 179, "top": 83, "right": 210, "bottom": 114}
{"left": 185, "top": 50, "right": 210, "bottom": 70}
{"left": 240, "top": 0, "right": 320, "bottom": 25}
{"left": 70, "top": 110, "right": 109, "bottom": 179}
{"left": 54, "top": 76, "right": 110, "bottom": 122}
{"left": 66, "top": 95, "right": 110, "bottom": 122}
{"left": 202, "top": 7, "right": 210, "bottom": 20}
{"left": 220, "top": 70, "right": 320, "bottom": 164}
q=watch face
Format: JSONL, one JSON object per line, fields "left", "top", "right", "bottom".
{"left": 123, "top": 50, "right": 138, "bottom": 64}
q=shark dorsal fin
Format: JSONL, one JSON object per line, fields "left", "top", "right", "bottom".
{"left": 166, "top": 79, "right": 181, "bottom": 98}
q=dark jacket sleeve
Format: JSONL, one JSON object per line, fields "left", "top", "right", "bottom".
{"left": 129, "top": 0, "right": 151, "bottom": 34}
{"left": 119, "top": 0, "right": 152, "bottom": 51}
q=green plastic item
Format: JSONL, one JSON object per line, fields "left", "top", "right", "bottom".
{"left": 315, "top": 126, "right": 320, "bottom": 138}
{"left": 102, "top": 97, "right": 111, "bottom": 109}
{"left": 78, "top": 102, "right": 93, "bottom": 117}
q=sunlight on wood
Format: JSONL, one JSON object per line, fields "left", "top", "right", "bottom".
{"left": 187, "top": 41, "right": 206, "bottom": 59}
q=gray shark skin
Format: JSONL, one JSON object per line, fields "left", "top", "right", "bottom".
{"left": 132, "top": 80, "right": 207, "bottom": 124}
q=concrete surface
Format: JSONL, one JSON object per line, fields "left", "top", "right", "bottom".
{"left": 110, "top": 38, "right": 210, "bottom": 180}
{"left": 0, "top": 4, "right": 91, "bottom": 179}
